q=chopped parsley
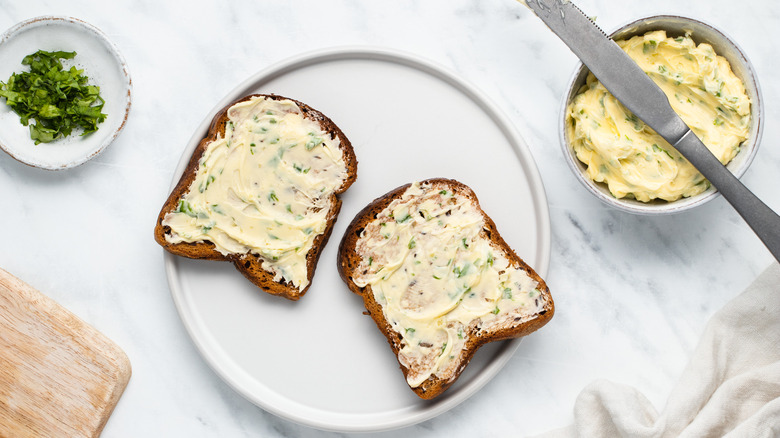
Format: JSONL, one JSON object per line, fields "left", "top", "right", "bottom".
{"left": 502, "top": 287, "right": 513, "bottom": 299}
{"left": 176, "top": 200, "right": 195, "bottom": 217}
{"left": 396, "top": 213, "right": 413, "bottom": 224}
{"left": 0, "top": 50, "right": 107, "bottom": 144}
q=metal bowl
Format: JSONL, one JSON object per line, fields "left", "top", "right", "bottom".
{"left": 560, "top": 15, "right": 763, "bottom": 214}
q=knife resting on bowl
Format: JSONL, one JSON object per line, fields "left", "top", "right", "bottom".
{"left": 524, "top": 0, "right": 780, "bottom": 263}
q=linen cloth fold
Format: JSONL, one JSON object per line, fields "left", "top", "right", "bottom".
{"left": 537, "top": 263, "right": 780, "bottom": 438}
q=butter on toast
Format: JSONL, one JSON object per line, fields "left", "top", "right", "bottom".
{"left": 155, "top": 94, "right": 357, "bottom": 300}
{"left": 337, "top": 178, "right": 553, "bottom": 399}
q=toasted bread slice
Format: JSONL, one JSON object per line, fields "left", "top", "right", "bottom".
{"left": 155, "top": 94, "right": 357, "bottom": 300}
{"left": 338, "top": 178, "right": 553, "bottom": 399}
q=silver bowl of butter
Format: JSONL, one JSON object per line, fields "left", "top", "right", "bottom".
{"left": 560, "top": 15, "right": 763, "bottom": 214}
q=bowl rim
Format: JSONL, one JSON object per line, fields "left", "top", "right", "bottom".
{"left": 559, "top": 14, "right": 764, "bottom": 215}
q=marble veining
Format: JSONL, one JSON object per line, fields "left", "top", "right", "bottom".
{"left": 0, "top": 0, "right": 777, "bottom": 436}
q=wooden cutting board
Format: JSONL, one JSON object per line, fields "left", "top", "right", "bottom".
{"left": 0, "top": 268, "right": 131, "bottom": 438}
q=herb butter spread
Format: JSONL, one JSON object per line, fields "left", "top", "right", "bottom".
{"left": 566, "top": 30, "right": 751, "bottom": 202}
{"left": 351, "top": 182, "right": 545, "bottom": 388}
{"left": 162, "top": 96, "right": 348, "bottom": 290}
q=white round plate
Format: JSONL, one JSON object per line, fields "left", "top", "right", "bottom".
{"left": 164, "top": 47, "right": 550, "bottom": 432}
{"left": 0, "top": 16, "right": 131, "bottom": 170}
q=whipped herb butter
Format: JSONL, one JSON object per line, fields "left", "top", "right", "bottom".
{"left": 163, "top": 96, "right": 348, "bottom": 290}
{"left": 352, "top": 182, "right": 545, "bottom": 387}
{"left": 567, "top": 30, "right": 751, "bottom": 202}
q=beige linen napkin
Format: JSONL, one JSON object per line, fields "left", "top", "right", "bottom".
{"left": 538, "top": 263, "right": 780, "bottom": 438}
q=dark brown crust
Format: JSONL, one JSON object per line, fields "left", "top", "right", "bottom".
{"left": 154, "top": 94, "right": 358, "bottom": 300}
{"left": 337, "top": 178, "right": 554, "bottom": 399}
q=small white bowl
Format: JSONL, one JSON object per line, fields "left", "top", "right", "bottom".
{"left": 560, "top": 15, "right": 763, "bottom": 214}
{"left": 0, "top": 16, "right": 132, "bottom": 170}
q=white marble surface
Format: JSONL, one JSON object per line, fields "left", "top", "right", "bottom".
{"left": 1, "top": 0, "right": 777, "bottom": 436}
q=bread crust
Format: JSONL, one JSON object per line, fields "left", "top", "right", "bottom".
{"left": 338, "top": 178, "right": 553, "bottom": 399}
{"left": 154, "top": 94, "right": 357, "bottom": 300}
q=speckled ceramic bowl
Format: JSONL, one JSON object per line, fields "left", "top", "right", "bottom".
{"left": 560, "top": 15, "right": 763, "bottom": 214}
{"left": 0, "top": 16, "right": 132, "bottom": 170}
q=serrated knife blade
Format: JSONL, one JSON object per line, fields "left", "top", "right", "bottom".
{"left": 524, "top": 0, "right": 780, "bottom": 262}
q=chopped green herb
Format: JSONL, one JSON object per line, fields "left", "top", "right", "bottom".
{"left": 268, "top": 191, "right": 278, "bottom": 202}
{"left": 176, "top": 200, "right": 196, "bottom": 217}
{"left": 198, "top": 175, "right": 216, "bottom": 193}
{"left": 652, "top": 143, "right": 674, "bottom": 159}
{"left": 502, "top": 287, "right": 513, "bottom": 300}
{"left": 625, "top": 113, "right": 643, "bottom": 131}
{"left": 305, "top": 132, "right": 324, "bottom": 150}
{"left": 408, "top": 238, "right": 416, "bottom": 249}
{"left": 453, "top": 264, "right": 470, "bottom": 278}
{"left": 0, "top": 50, "right": 107, "bottom": 144}
{"left": 396, "top": 213, "right": 412, "bottom": 224}
{"left": 405, "top": 327, "right": 416, "bottom": 335}
{"left": 293, "top": 163, "right": 311, "bottom": 173}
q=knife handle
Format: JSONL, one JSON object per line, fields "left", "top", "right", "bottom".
{"left": 674, "top": 131, "right": 780, "bottom": 263}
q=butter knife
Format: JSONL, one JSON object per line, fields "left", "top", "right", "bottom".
{"left": 526, "top": 0, "right": 780, "bottom": 263}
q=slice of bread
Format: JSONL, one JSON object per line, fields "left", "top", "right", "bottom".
{"left": 155, "top": 94, "right": 357, "bottom": 300}
{"left": 338, "top": 178, "right": 553, "bottom": 399}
